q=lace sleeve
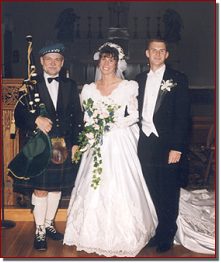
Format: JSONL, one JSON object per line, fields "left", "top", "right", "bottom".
{"left": 80, "top": 84, "right": 93, "bottom": 124}
{"left": 116, "top": 81, "right": 139, "bottom": 128}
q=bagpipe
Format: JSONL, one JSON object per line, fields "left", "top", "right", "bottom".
{"left": 10, "top": 35, "right": 40, "bottom": 139}
{"left": 18, "top": 35, "right": 40, "bottom": 112}
{"left": 8, "top": 35, "right": 52, "bottom": 180}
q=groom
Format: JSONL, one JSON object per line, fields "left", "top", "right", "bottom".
{"left": 136, "top": 38, "right": 190, "bottom": 253}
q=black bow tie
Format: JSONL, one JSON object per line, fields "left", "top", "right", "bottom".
{"left": 47, "top": 77, "right": 59, "bottom": 83}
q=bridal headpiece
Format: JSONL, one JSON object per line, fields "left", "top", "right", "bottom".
{"left": 93, "top": 42, "right": 127, "bottom": 81}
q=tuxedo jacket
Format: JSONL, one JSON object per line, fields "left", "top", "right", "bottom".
{"left": 15, "top": 74, "right": 83, "bottom": 146}
{"left": 135, "top": 66, "right": 190, "bottom": 153}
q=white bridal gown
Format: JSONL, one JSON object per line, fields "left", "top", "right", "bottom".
{"left": 64, "top": 80, "right": 157, "bottom": 257}
{"left": 63, "top": 80, "right": 215, "bottom": 257}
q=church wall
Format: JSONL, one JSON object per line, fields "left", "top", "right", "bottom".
{"left": 2, "top": 2, "right": 215, "bottom": 88}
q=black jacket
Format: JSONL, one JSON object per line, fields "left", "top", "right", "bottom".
{"left": 136, "top": 66, "right": 190, "bottom": 152}
{"left": 14, "top": 74, "right": 83, "bottom": 146}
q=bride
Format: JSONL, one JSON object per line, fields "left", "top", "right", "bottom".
{"left": 63, "top": 42, "right": 215, "bottom": 257}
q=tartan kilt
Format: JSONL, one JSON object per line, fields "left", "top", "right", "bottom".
{"left": 12, "top": 145, "right": 79, "bottom": 194}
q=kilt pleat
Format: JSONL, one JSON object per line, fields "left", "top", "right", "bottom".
{"left": 12, "top": 148, "right": 78, "bottom": 192}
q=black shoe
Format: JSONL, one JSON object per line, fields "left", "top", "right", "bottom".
{"left": 33, "top": 233, "right": 47, "bottom": 251}
{"left": 146, "top": 236, "right": 158, "bottom": 248}
{"left": 156, "top": 242, "right": 173, "bottom": 253}
{"left": 46, "top": 223, "right": 64, "bottom": 241}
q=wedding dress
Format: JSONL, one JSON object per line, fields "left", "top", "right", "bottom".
{"left": 63, "top": 80, "right": 157, "bottom": 257}
{"left": 63, "top": 80, "right": 215, "bottom": 257}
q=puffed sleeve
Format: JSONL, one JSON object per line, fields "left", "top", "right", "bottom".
{"left": 80, "top": 84, "right": 91, "bottom": 107}
{"left": 80, "top": 83, "right": 94, "bottom": 124}
{"left": 115, "top": 80, "right": 139, "bottom": 128}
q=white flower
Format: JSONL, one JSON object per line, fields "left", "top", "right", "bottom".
{"left": 92, "top": 110, "right": 99, "bottom": 118}
{"left": 88, "top": 138, "right": 96, "bottom": 146}
{"left": 80, "top": 145, "right": 89, "bottom": 152}
{"left": 160, "top": 79, "right": 177, "bottom": 92}
{"left": 100, "top": 110, "right": 109, "bottom": 119}
{"left": 93, "top": 124, "right": 100, "bottom": 130}
{"left": 84, "top": 116, "right": 94, "bottom": 126}
{"left": 86, "top": 132, "right": 94, "bottom": 140}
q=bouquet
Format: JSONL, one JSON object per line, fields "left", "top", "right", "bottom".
{"left": 73, "top": 98, "right": 120, "bottom": 189}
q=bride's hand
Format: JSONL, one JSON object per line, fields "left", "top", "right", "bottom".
{"left": 72, "top": 145, "right": 79, "bottom": 158}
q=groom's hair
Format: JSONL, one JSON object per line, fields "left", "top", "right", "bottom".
{"left": 147, "top": 38, "right": 168, "bottom": 51}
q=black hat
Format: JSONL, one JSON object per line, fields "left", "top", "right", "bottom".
{"left": 39, "top": 43, "right": 65, "bottom": 56}
{"left": 8, "top": 131, "right": 52, "bottom": 180}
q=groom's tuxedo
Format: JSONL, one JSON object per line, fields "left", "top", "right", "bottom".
{"left": 136, "top": 66, "right": 190, "bottom": 152}
{"left": 136, "top": 65, "right": 190, "bottom": 245}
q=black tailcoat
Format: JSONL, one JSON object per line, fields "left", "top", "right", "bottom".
{"left": 136, "top": 66, "right": 190, "bottom": 152}
{"left": 136, "top": 66, "right": 190, "bottom": 243}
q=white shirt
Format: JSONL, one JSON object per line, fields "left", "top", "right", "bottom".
{"left": 44, "top": 72, "right": 59, "bottom": 110}
{"left": 142, "top": 64, "right": 166, "bottom": 137}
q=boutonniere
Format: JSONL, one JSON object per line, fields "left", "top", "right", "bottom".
{"left": 160, "top": 79, "right": 177, "bottom": 92}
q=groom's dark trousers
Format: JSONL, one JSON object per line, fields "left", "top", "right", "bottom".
{"left": 138, "top": 130, "right": 180, "bottom": 243}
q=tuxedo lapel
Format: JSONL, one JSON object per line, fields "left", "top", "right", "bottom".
{"left": 153, "top": 82, "right": 166, "bottom": 114}
{"left": 138, "top": 73, "right": 147, "bottom": 119}
{"left": 153, "top": 67, "right": 171, "bottom": 114}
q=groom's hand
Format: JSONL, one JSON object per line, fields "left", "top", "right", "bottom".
{"left": 168, "top": 150, "right": 181, "bottom": 164}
